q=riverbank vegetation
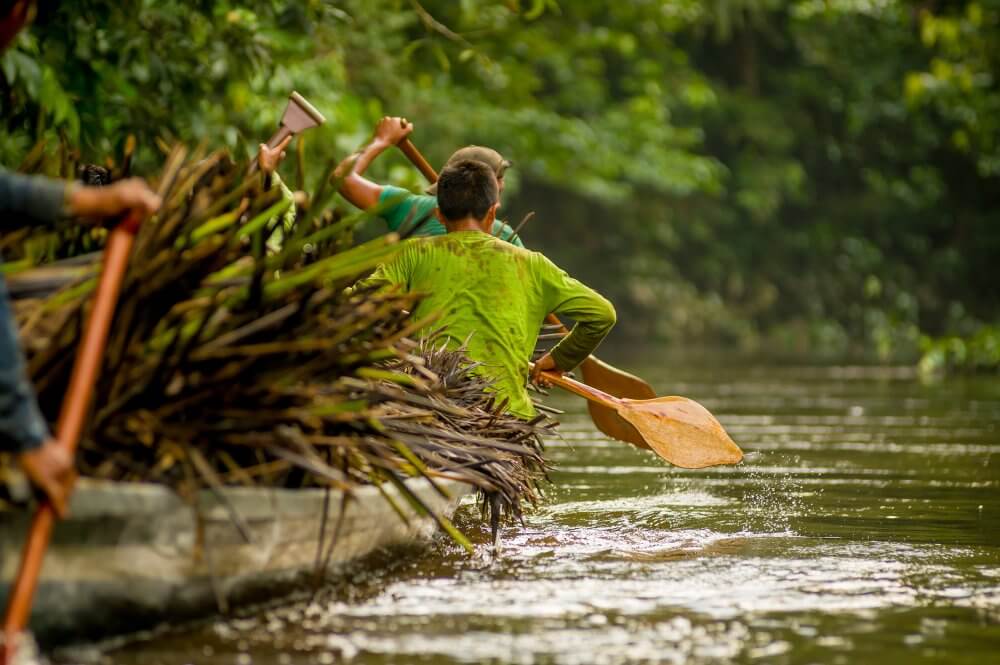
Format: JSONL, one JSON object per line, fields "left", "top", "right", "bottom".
{"left": 2, "top": 0, "right": 997, "bottom": 371}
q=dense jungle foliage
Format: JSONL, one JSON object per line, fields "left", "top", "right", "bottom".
{"left": 2, "top": 0, "right": 997, "bottom": 369}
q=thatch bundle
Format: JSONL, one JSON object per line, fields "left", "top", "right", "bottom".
{"left": 3, "top": 145, "right": 552, "bottom": 548}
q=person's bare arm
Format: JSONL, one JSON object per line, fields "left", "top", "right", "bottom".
{"left": 334, "top": 116, "right": 414, "bottom": 211}
{"left": 66, "top": 178, "right": 161, "bottom": 219}
{"left": 1, "top": 168, "right": 159, "bottom": 225}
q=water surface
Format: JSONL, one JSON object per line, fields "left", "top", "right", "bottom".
{"left": 97, "top": 357, "right": 1000, "bottom": 664}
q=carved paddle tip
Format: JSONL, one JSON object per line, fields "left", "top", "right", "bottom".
{"left": 618, "top": 397, "right": 744, "bottom": 469}
{"left": 289, "top": 91, "right": 326, "bottom": 126}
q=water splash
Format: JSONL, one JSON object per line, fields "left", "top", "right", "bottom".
{"left": 737, "top": 450, "right": 809, "bottom": 533}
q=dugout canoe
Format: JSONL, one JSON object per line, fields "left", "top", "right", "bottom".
{"left": 0, "top": 476, "right": 472, "bottom": 647}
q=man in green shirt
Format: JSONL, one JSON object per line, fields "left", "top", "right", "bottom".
{"left": 363, "top": 160, "right": 615, "bottom": 419}
{"left": 336, "top": 116, "right": 523, "bottom": 246}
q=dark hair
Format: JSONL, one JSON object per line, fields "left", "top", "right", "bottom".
{"left": 436, "top": 159, "right": 499, "bottom": 222}
{"left": 78, "top": 164, "right": 112, "bottom": 186}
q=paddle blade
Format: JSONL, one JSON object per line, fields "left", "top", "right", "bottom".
{"left": 580, "top": 357, "right": 656, "bottom": 450}
{"left": 616, "top": 396, "right": 743, "bottom": 469}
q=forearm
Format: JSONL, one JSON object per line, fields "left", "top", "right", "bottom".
{"left": 1, "top": 170, "right": 159, "bottom": 228}
{"left": 340, "top": 137, "right": 392, "bottom": 177}
{"left": 549, "top": 299, "right": 616, "bottom": 371}
{"left": 0, "top": 169, "right": 69, "bottom": 224}
{"left": 334, "top": 139, "right": 390, "bottom": 210}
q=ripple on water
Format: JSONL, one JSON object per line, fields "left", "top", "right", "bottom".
{"left": 223, "top": 534, "right": 997, "bottom": 665}
{"left": 551, "top": 490, "right": 732, "bottom": 512}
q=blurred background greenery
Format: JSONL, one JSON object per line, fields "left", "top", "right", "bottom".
{"left": 2, "top": 0, "right": 997, "bottom": 372}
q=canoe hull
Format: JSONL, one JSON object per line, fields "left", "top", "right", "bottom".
{"left": 0, "top": 477, "right": 471, "bottom": 646}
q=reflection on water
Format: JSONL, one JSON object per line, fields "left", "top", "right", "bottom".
{"left": 96, "top": 358, "right": 999, "bottom": 664}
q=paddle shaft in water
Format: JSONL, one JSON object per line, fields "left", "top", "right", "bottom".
{"left": 1, "top": 214, "right": 142, "bottom": 664}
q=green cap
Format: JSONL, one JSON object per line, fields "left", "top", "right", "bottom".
{"left": 426, "top": 145, "right": 511, "bottom": 194}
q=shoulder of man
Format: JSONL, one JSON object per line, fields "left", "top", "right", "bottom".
{"left": 379, "top": 185, "right": 437, "bottom": 213}
{"left": 379, "top": 185, "right": 438, "bottom": 233}
{"left": 396, "top": 233, "right": 443, "bottom": 255}
{"left": 379, "top": 184, "right": 420, "bottom": 203}
{"left": 489, "top": 218, "right": 526, "bottom": 248}
{"left": 521, "top": 248, "right": 578, "bottom": 282}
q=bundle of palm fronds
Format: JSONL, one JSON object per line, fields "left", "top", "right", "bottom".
{"left": 3, "top": 145, "right": 552, "bottom": 548}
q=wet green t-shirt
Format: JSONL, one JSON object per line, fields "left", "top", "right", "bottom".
{"left": 365, "top": 232, "right": 615, "bottom": 418}
{"left": 378, "top": 185, "right": 524, "bottom": 247}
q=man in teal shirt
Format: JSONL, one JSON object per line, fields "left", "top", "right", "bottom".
{"left": 335, "top": 116, "right": 523, "bottom": 246}
{"left": 362, "top": 160, "right": 615, "bottom": 419}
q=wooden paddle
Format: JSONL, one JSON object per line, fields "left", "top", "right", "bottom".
{"left": 398, "top": 138, "right": 437, "bottom": 184}
{"left": 544, "top": 313, "right": 655, "bottom": 450}
{"left": 248, "top": 91, "right": 326, "bottom": 174}
{"left": 395, "top": 135, "right": 660, "bottom": 450}
{"left": 1, "top": 213, "right": 143, "bottom": 664}
{"left": 536, "top": 368, "right": 743, "bottom": 468}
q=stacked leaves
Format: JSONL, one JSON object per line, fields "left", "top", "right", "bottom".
{"left": 7, "top": 147, "right": 551, "bottom": 549}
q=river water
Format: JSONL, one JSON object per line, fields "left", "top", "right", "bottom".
{"left": 95, "top": 357, "right": 998, "bottom": 664}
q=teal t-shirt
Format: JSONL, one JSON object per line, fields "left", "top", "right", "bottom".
{"left": 377, "top": 185, "right": 524, "bottom": 247}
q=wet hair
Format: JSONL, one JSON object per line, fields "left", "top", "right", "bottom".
{"left": 436, "top": 159, "right": 499, "bottom": 222}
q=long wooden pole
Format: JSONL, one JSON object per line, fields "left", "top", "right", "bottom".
{"left": 1, "top": 213, "right": 142, "bottom": 664}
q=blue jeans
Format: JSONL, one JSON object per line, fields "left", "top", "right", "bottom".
{"left": 0, "top": 274, "right": 50, "bottom": 453}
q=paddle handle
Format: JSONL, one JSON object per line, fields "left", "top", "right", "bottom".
{"left": 545, "top": 313, "right": 569, "bottom": 334}
{"left": 398, "top": 138, "right": 438, "bottom": 184}
{"left": 264, "top": 125, "right": 294, "bottom": 150}
{"left": 536, "top": 368, "right": 622, "bottom": 410}
{"left": 1, "top": 214, "right": 142, "bottom": 663}
{"left": 248, "top": 126, "right": 294, "bottom": 175}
